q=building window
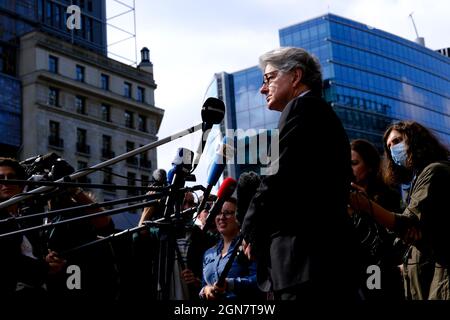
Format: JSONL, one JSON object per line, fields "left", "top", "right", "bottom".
{"left": 86, "top": 17, "right": 93, "bottom": 41}
{"left": 126, "top": 141, "right": 138, "bottom": 165}
{"left": 37, "top": 0, "right": 43, "bottom": 20}
{"left": 102, "top": 135, "right": 114, "bottom": 159}
{"left": 45, "top": 1, "right": 52, "bottom": 25}
{"left": 48, "top": 120, "right": 63, "bottom": 148}
{"left": 48, "top": 87, "right": 59, "bottom": 106}
{"left": 77, "top": 160, "right": 90, "bottom": 183}
{"left": 101, "top": 74, "right": 109, "bottom": 90}
{"left": 81, "top": 15, "right": 86, "bottom": 39}
{"left": 54, "top": 4, "right": 62, "bottom": 28}
{"left": 49, "top": 55, "right": 58, "bottom": 73}
{"left": 139, "top": 146, "right": 151, "bottom": 168}
{"left": 138, "top": 115, "right": 147, "bottom": 132}
{"left": 124, "top": 111, "right": 134, "bottom": 128}
{"left": 141, "top": 175, "right": 149, "bottom": 188}
{"left": 76, "top": 128, "right": 90, "bottom": 154}
{"left": 127, "top": 172, "right": 137, "bottom": 196}
{"left": 101, "top": 104, "right": 111, "bottom": 122}
{"left": 88, "top": 0, "right": 93, "bottom": 12}
{"left": 137, "top": 87, "right": 145, "bottom": 103}
{"left": 103, "top": 167, "right": 113, "bottom": 185}
{"left": 0, "top": 45, "right": 17, "bottom": 76}
{"left": 76, "top": 65, "right": 85, "bottom": 82}
{"left": 75, "top": 96, "right": 86, "bottom": 114}
{"left": 78, "top": 161, "right": 88, "bottom": 170}
{"left": 124, "top": 82, "right": 132, "bottom": 98}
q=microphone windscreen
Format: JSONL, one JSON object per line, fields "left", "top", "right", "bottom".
{"left": 217, "top": 177, "right": 237, "bottom": 199}
{"left": 236, "top": 171, "right": 261, "bottom": 224}
{"left": 201, "top": 97, "right": 225, "bottom": 125}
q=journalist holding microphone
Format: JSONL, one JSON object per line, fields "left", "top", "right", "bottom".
{"left": 241, "top": 47, "right": 360, "bottom": 300}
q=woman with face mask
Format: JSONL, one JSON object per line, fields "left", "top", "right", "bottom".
{"left": 350, "top": 121, "right": 450, "bottom": 300}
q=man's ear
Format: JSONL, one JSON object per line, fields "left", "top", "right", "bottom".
{"left": 292, "top": 68, "right": 302, "bottom": 87}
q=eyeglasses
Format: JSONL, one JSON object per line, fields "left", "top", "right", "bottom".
{"left": 216, "top": 210, "right": 235, "bottom": 218}
{"left": 262, "top": 70, "right": 279, "bottom": 87}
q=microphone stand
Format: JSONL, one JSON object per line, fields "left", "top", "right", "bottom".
{"left": 0, "top": 123, "right": 203, "bottom": 210}
{"left": 155, "top": 162, "right": 191, "bottom": 300}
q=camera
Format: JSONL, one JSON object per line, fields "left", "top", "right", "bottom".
{"left": 21, "top": 152, "right": 74, "bottom": 181}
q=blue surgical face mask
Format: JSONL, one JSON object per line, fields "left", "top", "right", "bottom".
{"left": 390, "top": 142, "right": 408, "bottom": 167}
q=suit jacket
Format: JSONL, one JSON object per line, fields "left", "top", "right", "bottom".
{"left": 242, "top": 91, "right": 359, "bottom": 294}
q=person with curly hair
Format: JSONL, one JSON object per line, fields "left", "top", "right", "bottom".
{"left": 350, "top": 121, "right": 450, "bottom": 300}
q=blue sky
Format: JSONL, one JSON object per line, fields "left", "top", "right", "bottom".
{"left": 107, "top": 0, "right": 450, "bottom": 185}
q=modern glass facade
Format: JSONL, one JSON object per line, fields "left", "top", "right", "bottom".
{"left": 0, "top": 1, "right": 34, "bottom": 156}
{"left": 279, "top": 14, "right": 450, "bottom": 150}
{"left": 0, "top": 74, "right": 21, "bottom": 155}
{"left": 36, "top": 0, "right": 107, "bottom": 55}
{"left": 214, "top": 13, "right": 449, "bottom": 177}
{"left": 0, "top": 1, "right": 107, "bottom": 55}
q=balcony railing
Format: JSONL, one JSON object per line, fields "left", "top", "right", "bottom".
{"left": 101, "top": 149, "right": 115, "bottom": 159}
{"left": 140, "top": 159, "right": 151, "bottom": 168}
{"left": 76, "top": 143, "right": 91, "bottom": 155}
{"left": 126, "top": 157, "right": 138, "bottom": 166}
{"left": 48, "top": 136, "right": 64, "bottom": 148}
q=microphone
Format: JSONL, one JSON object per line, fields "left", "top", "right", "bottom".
{"left": 192, "top": 97, "right": 225, "bottom": 170}
{"left": 196, "top": 136, "right": 235, "bottom": 215}
{"left": 163, "top": 148, "right": 194, "bottom": 219}
{"left": 236, "top": 171, "right": 261, "bottom": 225}
{"left": 204, "top": 177, "right": 237, "bottom": 229}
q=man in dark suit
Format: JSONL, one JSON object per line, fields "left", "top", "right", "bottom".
{"left": 242, "top": 47, "right": 360, "bottom": 300}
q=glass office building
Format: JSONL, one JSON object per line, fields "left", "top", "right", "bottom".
{"left": 214, "top": 14, "right": 449, "bottom": 178}
{"left": 0, "top": 1, "right": 34, "bottom": 155}
{"left": 279, "top": 13, "right": 449, "bottom": 150}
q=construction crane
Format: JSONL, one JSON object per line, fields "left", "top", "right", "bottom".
{"left": 409, "top": 12, "right": 425, "bottom": 46}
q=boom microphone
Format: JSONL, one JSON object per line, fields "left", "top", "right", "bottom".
{"left": 204, "top": 177, "right": 237, "bottom": 229}
{"left": 192, "top": 97, "right": 225, "bottom": 170}
{"left": 196, "top": 136, "right": 235, "bottom": 215}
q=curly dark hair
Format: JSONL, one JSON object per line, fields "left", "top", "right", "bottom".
{"left": 382, "top": 121, "right": 449, "bottom": 185}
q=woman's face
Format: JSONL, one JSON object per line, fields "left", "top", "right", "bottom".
{"left": 215, "top": 201, "right": 239, "bottom": 237}
{"left": 386, "top": 129, "right": 406, "bottom": 149}
{"left": 351, "top": 150, "right": 369, "bottom": 185}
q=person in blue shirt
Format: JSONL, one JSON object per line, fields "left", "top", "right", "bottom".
{"left": 200, "top": 197, "right": 258, "bottom": 300}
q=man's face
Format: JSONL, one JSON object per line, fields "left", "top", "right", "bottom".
{"left": 0, "top": 166, "right": 23, "bottom": 201}
{"left": 260, "top": 64, "right": 296, "bottom": 112}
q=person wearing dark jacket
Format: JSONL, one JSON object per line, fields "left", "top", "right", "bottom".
{"left": 241, "top": 47, "right": 360, "bottom": 300}
{"left": 0, "top": 157, "right": 65, "bottom": 298}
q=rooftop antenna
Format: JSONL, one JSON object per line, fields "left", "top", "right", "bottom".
{"left": 409, "top": 12, "right": 425, "bottom": 46}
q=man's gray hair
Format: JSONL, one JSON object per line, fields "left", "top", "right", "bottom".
{"left": 259, "top": 47, "right": 323, "bottom": 93}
